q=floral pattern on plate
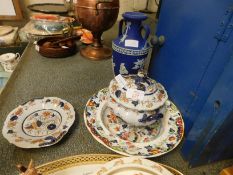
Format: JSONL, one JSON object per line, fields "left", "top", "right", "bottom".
{"left": 102, "top": 108, "right": 162, "bottom": 143}
{"left": 2, "top": 97, "right": 75, "bottom": 148}
{"left": 109, "top": 74, "right": 168, "bottom": 111}
{"left": 94, "top": 157, "right": 173, "bottom": 175}
{"left": 84, "top": 88, "right": 184, "bottom": 157}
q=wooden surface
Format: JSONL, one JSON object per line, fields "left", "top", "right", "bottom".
{"left": 220, "top": 166, "right": 233, "bottom": 175}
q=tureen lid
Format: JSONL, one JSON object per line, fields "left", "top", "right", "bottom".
{"left": 109, "top": 72, "right": 168, "bottom": 111}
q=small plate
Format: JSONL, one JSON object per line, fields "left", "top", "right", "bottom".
{"left": 84, "top": 88, "right": 184, "bottom": 157}
{"left": 2, "top": 97, "right": 75, "bottom": 148}
{"left": 93, "top": 157, "right": 173, "bottom": 175}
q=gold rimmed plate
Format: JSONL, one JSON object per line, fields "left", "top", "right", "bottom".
{"left": 36, "top": 154, "right": 183, "bottom": 175}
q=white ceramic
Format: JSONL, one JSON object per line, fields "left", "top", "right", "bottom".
{"left": 0, "top": 26, "right": 13, "bottom": 36}
{"left": 0, "top": 27, "right": 18, "bottom": 46}
{"left": 84, "top": 88, "right": 184, "bottom": 157}
{"left": 0, "top": 53, "right": 20, "bottom": 72}
{"left": 109, "top": 72, "right": 168, "bottom": 111}
{"left": 31, "top": 15, "right": 74, "bottom": 32}
{"left": 2, "top": 97, "right": 75, "bottom": 148}
{"left": 93, "top": 157, "right": 173, "bottom": 175}
{"left": 19, "top": 22, "right": 62, "bottom": 43}
{"left": 108, "top": 96, "right": 166, "bottom": 126}
{"left": 108, "top": 72, "right": 168, "bottom": 126}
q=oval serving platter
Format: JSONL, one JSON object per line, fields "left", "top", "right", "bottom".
{"left": 2, "top": 97, "right": 75, "bottom": 148}
{"left": 36, "top": 154, "right": 183, "bottom": 175}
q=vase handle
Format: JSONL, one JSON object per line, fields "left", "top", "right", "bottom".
{"left": 95, "top": 0, "right": 113, "bottom": 15}
{"left": 118, "top": 19, "right": 125, "bottom": 37}
{"left": 141, "top": 24, "right": 150, "bottom": 40}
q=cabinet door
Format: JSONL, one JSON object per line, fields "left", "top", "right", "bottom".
{"left": 149, "top": 0, "right": 233, "bottom": 132}
{"left": 181, "top": 55, "right": 233, "bottom": 166}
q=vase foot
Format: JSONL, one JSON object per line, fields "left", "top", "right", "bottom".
{"left": 80, "top": 45, "right": 112, "bottom": 61}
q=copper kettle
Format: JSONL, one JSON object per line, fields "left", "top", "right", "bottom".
{"left": 75, "top": 0, "right": 119, "bottom": 60}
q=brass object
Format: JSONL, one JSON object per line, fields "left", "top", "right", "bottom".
{"left": 75, "top": 0, "right": 119, "bottom": 60}
{"left": 17, "top": 160, "right": 41, "bottom": 175}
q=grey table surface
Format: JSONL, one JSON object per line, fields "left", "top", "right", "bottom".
{"left": 0, "top": 26, "right": 233, "bottom": 175}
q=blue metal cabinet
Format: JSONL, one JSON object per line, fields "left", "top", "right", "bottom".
{"left": 149, "top": 0, "right": 233, "bottom": 132}
{"left": 149, "top": 0, "right": 233, "bottom": 166}
{"left": 181, "top": 57, "right": 233, "bottom": 166}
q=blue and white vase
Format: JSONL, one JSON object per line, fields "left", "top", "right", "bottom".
{"left": 112, "top": 12, "right": 150, "bottom": 75}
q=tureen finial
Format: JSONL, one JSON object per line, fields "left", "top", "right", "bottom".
{"left": 137, "top": 70, "right": 145, "bottom": 77}
{"left": 137, "top": 70, "right": 148, "bottom": 78}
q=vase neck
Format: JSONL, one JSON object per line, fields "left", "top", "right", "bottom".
{"left": 124, "top": 20, "right": 143, "bottom": 39}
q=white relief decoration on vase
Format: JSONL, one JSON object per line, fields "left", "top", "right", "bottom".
{"left": 119, "top": 22, "right": 131, "bottom": 44}
{"left": 119, "top": 63, "right": 128, "bottom": 74}
{"left": 112, "top": 58, "right": 116, "bottom": 72}
{"left": 112, "top": 56, "right": 115, "bottom": 68}
{"left": 132, "top": 59, "right": 144, "bottom": 70}
{"left": 143, "top": 41, "right": 148, "bottom": 49}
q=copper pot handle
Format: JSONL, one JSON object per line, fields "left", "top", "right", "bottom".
{"left": 95, "top": 0, "right": 114, "bottom": 15}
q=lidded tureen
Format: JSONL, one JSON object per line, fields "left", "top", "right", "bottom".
{"left": 108, "top": 72, "right": 168, "bottom": 126}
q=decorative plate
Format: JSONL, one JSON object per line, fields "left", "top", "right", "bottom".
{"left": 2, "top": 97, "right": 75, "bottom": 148}
{"left": 31, "top": 14, "right": 75, "bottom": 32}
{"left": 84, "top": 88, "right": 184, "bottom": 157}
{"left": 109, "top": 73, "right": 168, "bottom": 111}
{"left": 93, "top": 156, "right": 173, "bottom": 175}
{"left": 22, "top": 22, "right": 63, "bottom": 36}
{"left": 36, "top": 154, "right": 183, "bottom": 175}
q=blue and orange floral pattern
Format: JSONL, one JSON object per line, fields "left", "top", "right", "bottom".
{"left": 2, "top": 97, "right": 75, "bottom": 148}
{"left": 109, "top": 74, "right": 168, "bottom": 111}
{"left": 84, "top": 88, "right": 184, "bottom": 157}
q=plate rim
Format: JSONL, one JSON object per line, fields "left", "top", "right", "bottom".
{"left": 36, "top": 154, "right": 122, "bottom": 174}
{"left": 84, "top": 88, "right": 185, "bottom": 158}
